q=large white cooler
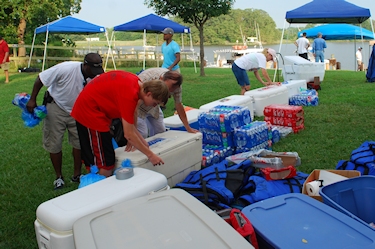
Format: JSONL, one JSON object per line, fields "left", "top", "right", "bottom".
{"left": 115, "top": 130, "right": 202, "bottom": 187}
{"left": 283, "top": 55, "right": 325, "bottom": 82}
{"left": 282, "top": 79, "right": 307, "bottom": 97}
{"left": 199, "top": 94, "right": 254, "bottom": 120}
{"left": 244, "top": 85, "right": 289, "bottom": 117}
{"left": 164, "top": 109, "right": 203, "bottom": 131}
{"left": 73, "top": 189, "right": 255, "bottom": 249}
{"left": 35, "top": 168, "right": 169, "bottom": 249}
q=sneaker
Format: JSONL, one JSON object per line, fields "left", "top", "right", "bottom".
{"left": 54, "top": 177, "right": 65, "bottom": 190}
{"left": 71, "top": 174, "right": 83, "bottom": 183}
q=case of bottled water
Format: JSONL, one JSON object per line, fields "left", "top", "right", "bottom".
{"left": 233, "top": 121, "right": 271, "bottom": 150}
{"left": 198, "top": 105, "right": 251, "bottom": 132}
{"left": 199, "top": 95, "right": 254, "bottom": 121}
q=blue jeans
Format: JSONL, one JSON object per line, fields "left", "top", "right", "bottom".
{"left": 315, "top": 51, "right": 325, "bottom": 62}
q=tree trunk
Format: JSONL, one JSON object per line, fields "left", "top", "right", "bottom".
{"left": 17, "top": 18, "right": 27, "bottom": 57}
{"left": 199, "top": 25, "right": 205, "bottom": 76}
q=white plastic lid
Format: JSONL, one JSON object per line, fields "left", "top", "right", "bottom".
{"left": 73, "top": 189, "right": 255, "bottom": 249}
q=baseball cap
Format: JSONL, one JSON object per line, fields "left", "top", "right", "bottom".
{"left": 267, "top": 48, "right": 277, "bottom": 61}
{"left": 161, "top": 27, "right": 174, "bottom": 35}
{"left": 84, "top": 53, "right": 104, "bottom": 76}
{"left": 358, "top": 47, "right": 362, "bottom": 50}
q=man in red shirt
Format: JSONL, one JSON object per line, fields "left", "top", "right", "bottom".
{"left": 71, "top": 70, "right": 169, "bottom": 177}
{"left": 0, "top": 35, "right": 10, "bottom": 83}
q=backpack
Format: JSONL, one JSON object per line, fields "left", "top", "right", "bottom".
{"left": 174, "top": 159, "right": 255, "bottom": 210}
{"left": 237, "top": 172, "right": 308, "bottom": 207}
{"left": 335, "top": 141, "right": 375, "bottom": 175}
{"left": 217, "top": 208, "right": 259, "bottom": 249}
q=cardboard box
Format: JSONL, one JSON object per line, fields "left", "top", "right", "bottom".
{"left": 302, "top": 169, "right": 361, "bottom": 202}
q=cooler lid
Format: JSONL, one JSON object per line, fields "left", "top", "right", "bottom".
{"left": 73, "top": 189, "right": 254, "bottom": 249}
{"left": 284, "top": 55, "right": 314, "bottom": 65}
{"left": 245, "top": 85, "right": 288, "bottom": 98}
{"left": 242, "top": 193, "right": 375, "bottom": 248}
{"left": 199, "top": 95, "right": 252, "bottom": 110}
{"left": 115, "top": 130, "right": 202, "bottom": 165}
{"left": 164, "top": 109, "right": 203, "bottom": 128}
{"left": 36, "top": 168, "right": 168, "bottom": 231}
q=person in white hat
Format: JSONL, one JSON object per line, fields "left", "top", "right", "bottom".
{"left": 356, "top": 47, "right": 363, "bottom": 71}
{"left": 161, "top": 27, "right": 181, "bottom": 72}
{"left": 232, "top": 48, "right": 278, "bottom": 95}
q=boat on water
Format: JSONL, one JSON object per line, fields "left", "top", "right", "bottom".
{"left": 207, "top": 25, "right": 264, "bottom": 68}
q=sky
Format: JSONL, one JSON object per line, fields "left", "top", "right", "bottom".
{"left": 73, "top": 0, "right": 375, "bottom": 29}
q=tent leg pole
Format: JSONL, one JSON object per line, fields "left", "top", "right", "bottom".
{"left": 42, "top": 30, "right": 49, "bottom": 71}
{"left": 28, "top": 33, "right": 36, "bottom": 68}
{"left": 274, "top": 20, "right": 287, "bottom": 82}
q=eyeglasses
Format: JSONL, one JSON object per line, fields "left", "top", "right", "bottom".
{"left": 85, "top": 60, "right": 102, "bottom": 67}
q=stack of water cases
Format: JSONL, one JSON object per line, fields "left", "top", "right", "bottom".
{"left": 198, "top": 105, "right": 251, "bottom": 167}
{"left": 264, "top": 104, "right": 305, "bottom": 133}
{"left": 233, "top": 121, "right": 271, "bottom": 153}
{"left": 201, "top": 144, "right": 235, "bottom": 168}
{"left": 289, "top": 89, "right": 319, "bottom": 106}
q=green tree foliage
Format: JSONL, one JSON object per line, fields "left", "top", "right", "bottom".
{"left": 145, "top": 0, "right": 235, "bottom": 76}
{"left": 0, "top": 0, "right": 82, "bottom": 56}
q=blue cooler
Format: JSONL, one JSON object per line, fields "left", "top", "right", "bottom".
{"left": 242, "top": 193, "right": 375, "bottom": 249}
{"left": 320, "top": 175, "right": 375, "bottom": 230}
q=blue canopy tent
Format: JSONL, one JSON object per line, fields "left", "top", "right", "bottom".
{"left": 28, "top": 16, "right": 112, "bottom": 71}
{"left": 112, "top": 14, "right": 195, "bottom": 71}
{"left": 277, "top": 0, "right": 374, "bottom": 78}
{"left": 285, "top": 0, "right": 371, "bottom": 24}
{"left": 298, "top": 24, "right": 374, "bottom": 40}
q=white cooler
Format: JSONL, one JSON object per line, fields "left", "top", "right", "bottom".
{"left": 282, "top": 79, "right": 307, "bottom": 97}
{"left": 73, "top": 189, "right": 255, "bottom": 249}
{"left": 244, "top": 85, "right": 289, "bottom": 117}
{"left": 115, "top": 130, "right": 202, "bottom": 187}
{"left": 164, "top": 109, "right": 203, "bottom": 131}
{"left": 35, "top": 168, "right": 169, "bottom": 249}
{"left": 199, "top": 95, "right": 254, "bottom": 120}
{"left": 283, "top": 55, "right": 325, "bottom": 82}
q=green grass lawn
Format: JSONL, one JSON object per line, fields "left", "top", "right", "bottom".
{"left": 0, "top": 67, "right": 374, "bottom": 248}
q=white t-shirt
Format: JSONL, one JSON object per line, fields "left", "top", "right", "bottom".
{"left": 234, "top": 53, "right": 267, "bottom": 71}
{"left": 356, "top": 50, "right": 362, "bottom": 61}
{"left": 39, "top": 61, "right": 84, "bottom": 113}
{"left": 295, "top": 37, "right": 310, "bottom": 54}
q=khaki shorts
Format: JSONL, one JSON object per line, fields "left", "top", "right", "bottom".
{"left": 43, "top": 101, "right": 80, "bottom": 153}
{"left": 1, "top": 62, "right": 9, "bottom": 71}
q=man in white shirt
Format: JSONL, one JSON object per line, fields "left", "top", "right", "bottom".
{"left": 26, "top": 53, "right": 104, "bottom": 189}
{"left": 294, "top": 32, "right": 310, "bottom": 60}
{"left": 356, "top": 47, "right": 363, "bottom": 71}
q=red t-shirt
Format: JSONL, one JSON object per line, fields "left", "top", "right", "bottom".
{"left": 71, "top": 70, "right": 140, "bottom": 132}
{"left": 0, "top": 40, "right": 10, "bottom": 63}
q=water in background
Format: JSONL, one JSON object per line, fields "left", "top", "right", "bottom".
{"left": 90, "top": 41, "right": 371, "bottom": 71}
{"left": 202, "top": 41, "right": 371, "bottom": 71}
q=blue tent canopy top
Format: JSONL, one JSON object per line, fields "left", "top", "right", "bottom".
{"left": 35, "top": 16, "right": 106, "bottom": 34}
{"left": 113, "top": 14, "right": 190, "bottom": 33}
{"left": 286, "top": 0, "right": 371, "bottom": 24}
{"left": 298, "top": 24, "right": 375, "bottom": 40}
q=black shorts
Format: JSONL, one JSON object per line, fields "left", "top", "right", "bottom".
{"left": 76, "top": 121, "right": 115, "bottom": 171}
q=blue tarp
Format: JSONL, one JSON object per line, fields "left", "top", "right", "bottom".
{"left": 366, "top": 45, "right": 375, "bottom": 82}
{"left": 286, "top": 0, "right": 371, "bottom": 24}
{"left": 35, "top": 16, "right": 105, "bottom": 34}
{"left": 113, "top": 14, "right": 190, "bottom": 33}
{"left": 298, "top": 24, "right": 374, "bottom": 40}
